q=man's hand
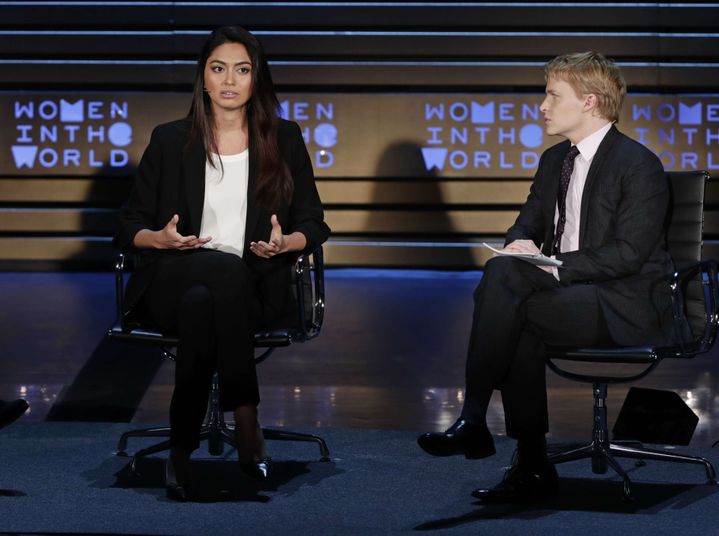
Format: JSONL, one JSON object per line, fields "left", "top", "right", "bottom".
{"left": 250, "top": 214, "right": 287, "bottom": 258}
{"left": 503, "top": 239, "right": 541, "bottom": 254}
{"left": 501, "top": 239, "right": 554, "bottom": 274}
{"left": 133, "top": 214, "right": 211, "bottom": 250}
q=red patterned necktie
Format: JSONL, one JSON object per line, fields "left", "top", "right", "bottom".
{"left": 552, "top": 145, "right": 580, "bottom": 255}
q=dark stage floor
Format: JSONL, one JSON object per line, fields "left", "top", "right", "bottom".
{"left": 2, "top": 269, "right": 719, "bottom": 447}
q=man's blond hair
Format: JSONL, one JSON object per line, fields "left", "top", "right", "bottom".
{"left": 545, "top": 51, "right": 626, "bottom": 122}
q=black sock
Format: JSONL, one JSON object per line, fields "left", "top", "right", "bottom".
{"left": 516, "top": 435, "right": 547, "bottom": 470}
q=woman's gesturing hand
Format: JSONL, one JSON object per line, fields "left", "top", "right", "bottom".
{"left": 157, "top": 214, "right": 212, "bottom": 249}
{"left": 133, "top": 214, "right": 211, "bottom": 250}
{"left": 250, "top": 214, "right": 287, "bottom": 258}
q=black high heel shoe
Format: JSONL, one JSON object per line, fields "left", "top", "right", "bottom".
{"left": 239, "top": 457, "right": 272, "bottom": 482}
{"left": 165, "top": 457, "right": 191, "bottom": 502}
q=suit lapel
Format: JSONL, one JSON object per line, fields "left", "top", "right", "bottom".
{"left": 183, "top": 136, "right": 206, "bottom": 237}
{"left": 244, "top": 144, "right": 261, "bottom": 254}
{"left": 578, "top": 126, "right": 619, "bottom": 246}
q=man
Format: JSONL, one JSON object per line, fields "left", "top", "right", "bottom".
{"left": 418, "top": 52, "right": 676, "bottom": 502}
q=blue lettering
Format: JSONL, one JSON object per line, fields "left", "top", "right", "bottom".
{"left": 450, "top": 127, "right": 467, "bottom": 145}
{"left": 38, "top": 101, "right": 58, "bottom": 120}
{"left": 474, "top": 127, "right": 490, "bottom": 145}
{"left": 63, "top": 149, "right": 81, "bottom": 167}
{"left": 708, "top": 104, "right": 719, "bottom": 122}
{"left": 632, "top": 104, "right": 651, "bottom": 121}
{"left": 521, "top": 103, "right": 539, "bottom": 121}
{"left": 316, "top": 150, "right": 333, "bottom": 168}
{"left": 16, "top": 125, "right": 33, "bottom": 143}
{"left": 658, "top": 128, "right": 674, "bottom": 145}
{"left": 499, "top": 151, "right": 513, "bottom": 169}
{"left": 681, "top": 152, "right": 698, "bottom": 169}
{"left": 317, "top": 103, "right": 333, "bottom": 120}
{"left": 110, "top": 102, "right": 128, "bottom": 119}
{"left": 449, "top": 150, "right": 468, "bottom": 169}
{"left": 473, "top": 152, "right": 490, "bottom": 168}
{"left": 498, "top": 128, "right": 515, "bottom": 145}
{"left": 499, "top": 103, "right": 514, "bottom": 121}
{"left": 88, "top": 101, "right": 103, "bottom": 119}
{"left": 425, "top": 103, "right": 444, "bottom": 120}
{"left": 657, "top": 103, "right": 675, "bottom": 123}
{"left": 426, "top": 127, "right": 443, "bottom": 145}
{"left": 634, "top": 128, "right": 649, "bottom": 145}
{"left": 449, "top": 103, "right": 468, "bottom": 122}
{"left": 40, "top": 125, "right": 57, "bottom": 143}
{"left": 14, "top": 101, "right": 34, "bottom": 119}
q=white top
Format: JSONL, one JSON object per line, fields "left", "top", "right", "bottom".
{"left": 200, "top": 150, "right": 249, "bottom": 258}
{"left": 554, "top": 121, "right": 613, "bottom": 253}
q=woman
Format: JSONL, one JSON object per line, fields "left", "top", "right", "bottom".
{"left": 115, "top": 26, "right": 330, "bottom": 501}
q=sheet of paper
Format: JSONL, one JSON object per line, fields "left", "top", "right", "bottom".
{"left": 482, "top": 243, "right": 563, "bottom": 268}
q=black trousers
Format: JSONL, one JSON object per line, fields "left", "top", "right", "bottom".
{"left": 143, "top": 249, "right": 262, "bottom": 451}
{"left": 462, "top": 256, "right": 613, "bottom": 439}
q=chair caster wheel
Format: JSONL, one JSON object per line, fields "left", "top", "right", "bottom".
{"left": 116, "top": 451, "right": 128, "bottom": 457}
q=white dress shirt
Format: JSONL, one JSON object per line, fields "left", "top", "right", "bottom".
{"left": 554, "top": 122, "right": 613, "bottom": 253}
{"left": 200, "top": 151, "right": 249, "bottom": 258}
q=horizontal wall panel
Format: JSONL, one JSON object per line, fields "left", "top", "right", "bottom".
{"left": 318, "top": 180, "right": 531, "bottom": 205}
{"left": 323, "top": 241, "right": 495, "bottom": 268}
{"left": 0, "top": 178, "right": 532, "bottom": 206}
{"left": 0, "top": 237, "right": 114, "bottom": 262}
{"left": 0, "top": 208, "right": 117, "bottom": 233}
{"left": 4, "top": 61, "right": 719, "bottom": 90}
{"left": 5, "top": 204, "right": 719, "bottom": 238}
{"left": 2, "top": 237, "right": 718, "bottom": 271}
{"left": 327, "top": 210, "right": 517, "bottom": 234}
{"left": 4, "top": 32, "right": 719, "bottom": 60}
{"left": 7, "top": 177, "right": 717, "bottom": 209}
{"left": 0, "top": 178, "right": 131, "bottom": 203}
{"left": 0, "top": 207, "right": 518, "bottom": 235}
{"left": 4, "top": 3, "right": 719, "bottom": 30}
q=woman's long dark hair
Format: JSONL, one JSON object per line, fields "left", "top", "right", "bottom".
{"left": 188, "top": 26, "right": 292, "bottom": 210}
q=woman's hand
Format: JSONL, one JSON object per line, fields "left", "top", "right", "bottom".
{"left": 250, "top": 214, "right": 307, "bottom": 258}
{"left": 133, "top": 214, "right": 211, "bottom": 250}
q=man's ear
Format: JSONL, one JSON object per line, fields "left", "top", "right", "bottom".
{"left": 584, "top": 93, "right": 599, "bottom": 113}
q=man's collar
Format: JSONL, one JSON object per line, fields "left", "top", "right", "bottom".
{"left": 574, "top": 122, "right": 613, "bottom": 161}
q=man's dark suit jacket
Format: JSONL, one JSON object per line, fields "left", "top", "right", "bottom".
{"left": 114, "top": 117, "right": 331, "bottom": 328}
{"left": 505, "top": 125, "right": 675, "bottom": 346}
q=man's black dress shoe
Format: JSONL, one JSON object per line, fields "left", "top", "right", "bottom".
{"left": 472, "top": 462, "right": 559, "bottom": 503}
{"left": 417, "top": 418, "right": 495, "bottom": 459}
{"left": 240, "top": 458, "right": 272, "bottom": 482}
{"left": 0, "top": 399, "right": 29, "bottom": 430}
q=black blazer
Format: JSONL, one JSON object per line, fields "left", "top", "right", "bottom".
{"left": 506, "top": 126, "right": 675, "bottom": 346}
{"left": 114, "top": 118, "right": 331, "bottom": 327}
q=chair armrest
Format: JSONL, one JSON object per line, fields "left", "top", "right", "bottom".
{"left": 114, "top": 252, "right": 126, "bottom": 328}
{"left": 293, "top": 246, "right": 325, "bottom": 341}
{"left": 669, "top": 259, "right": 719, "bottom": 354}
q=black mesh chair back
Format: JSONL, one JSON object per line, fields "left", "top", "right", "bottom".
{"left": 667, "top": 172, "right": 707, "bottom": 337}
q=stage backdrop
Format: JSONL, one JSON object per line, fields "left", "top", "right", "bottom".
{"left": 3, "top": 92, "right": 719, "bottom": 177}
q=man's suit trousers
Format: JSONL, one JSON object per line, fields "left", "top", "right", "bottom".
{"left": 463, "top": 255, "right": 613, "bottom": 438}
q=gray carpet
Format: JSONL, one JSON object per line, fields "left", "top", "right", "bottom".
{"left": 1, "top": 423, "right": 718, "bottom": 535}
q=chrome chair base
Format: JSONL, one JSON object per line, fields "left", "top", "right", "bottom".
{"left": 547, "top": 383, "right": 716, "bottom": 500}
